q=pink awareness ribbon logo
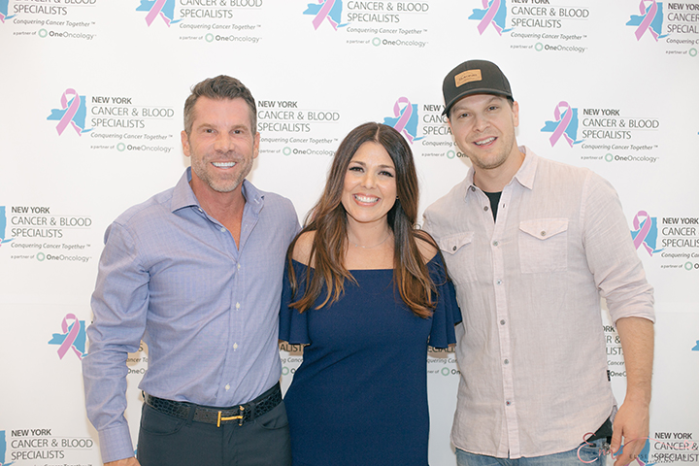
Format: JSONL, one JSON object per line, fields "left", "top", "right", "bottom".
{"left": 55, "top": 89, "right": 83, "bottom": 136}
{"left": 635, "top": 0, "right": 659, "bottom": 41}
{"left": 146, "top": 0, "right": 171, "bottom": 26}
{"left": 57, "top": 313, "right": 85, "bottom": 360}
{"left": 312, "top": 0, "right": 339, "bottom": 30}
{"left": 478, "top": 0, "right": 503, "bottom": 35}
{"left": 632, "top": 211, "right": 654, "bottom": 255}
{"left": 393, "top": 97, "right": 415, "bottom": 143}
{"left": 549, "top": 101, "right": 574, "bottom": 147}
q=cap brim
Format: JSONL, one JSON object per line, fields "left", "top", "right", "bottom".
{"left": 443, "top": 89, "right": 513, "bottom": 116}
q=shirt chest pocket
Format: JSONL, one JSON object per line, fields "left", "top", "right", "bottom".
{"left": 437, "top": 231, "right": 476, "bottom": 283}
{"left": 518, "top": 218, "right": 568, "bottom": 274}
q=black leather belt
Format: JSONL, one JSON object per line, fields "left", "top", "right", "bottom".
{"left": 143, "top": 382, "right": 282, "bottom": 427}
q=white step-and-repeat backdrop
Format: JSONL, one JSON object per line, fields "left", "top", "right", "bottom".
{"left": 1, "top": 0, "right": 698, "bottom": 464}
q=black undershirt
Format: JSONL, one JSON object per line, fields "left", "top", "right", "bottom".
{"left": 484, "top": 191, "right": 502, "bottom": 222}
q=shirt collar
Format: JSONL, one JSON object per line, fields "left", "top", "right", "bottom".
{"left": 240, "top": 177, "right": 265, "bottom": 215}
{"left": 170, "top": 167, "right": 265, "bottom": 214}
{"left": 463, "top": 145, "right": 538, "bottom": 196}
{"left": 171, "top": 167, "right": 200, "bottom": 213}
{"left": 511, "top": 145, "right": 538, "bottom": 191}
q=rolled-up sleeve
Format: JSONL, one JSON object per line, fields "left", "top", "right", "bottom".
{"left": 581, "top": 173, "right": 655, "bottom": 324}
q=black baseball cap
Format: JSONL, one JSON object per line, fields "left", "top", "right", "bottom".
{"left": 442, "top": 60, "right": 513, "bottom": 116}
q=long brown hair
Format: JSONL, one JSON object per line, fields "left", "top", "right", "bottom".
{"left": 287, "top": 122, "right": 438, "bottom": 318}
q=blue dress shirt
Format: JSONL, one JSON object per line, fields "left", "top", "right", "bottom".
{"left": 83, "top": 168, "right": 299, "bottom": 463}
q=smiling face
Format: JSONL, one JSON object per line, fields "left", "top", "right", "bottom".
{"left": 181, "top": 96, "right": 259, "bottom": 198}
{"left": 448, "top": 93, "right": 521, "bottom": 177}
{"left": 341, "top": 141, "right": 397, "bottom": 229}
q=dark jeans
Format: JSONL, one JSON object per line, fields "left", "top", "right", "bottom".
{"left": 137, "top": 398, "right": 291, "bottom": 466}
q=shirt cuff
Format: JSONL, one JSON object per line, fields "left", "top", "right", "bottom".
{"left": 610, "top": 299, "right": 655, "bottom": 324}
{"left": 98, "top": 424, "right": 135, "bottom": 464}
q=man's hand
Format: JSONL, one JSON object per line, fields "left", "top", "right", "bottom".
{"left": 610, "top": 399, "right": 650, "bottom": 466}
{"left": 105, "top": 457, "right": 141, "bottom": 466}
{"left": 611, "top": 317, "right": 654, "bottom": 466}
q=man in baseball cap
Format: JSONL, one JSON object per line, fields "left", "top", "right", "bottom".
{"left": 424, "top": 59, "right": 655, "bottom": 466}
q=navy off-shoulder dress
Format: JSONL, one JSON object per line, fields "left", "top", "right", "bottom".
{"left": 279, "top": 254, "right": 461, "bottom": 466}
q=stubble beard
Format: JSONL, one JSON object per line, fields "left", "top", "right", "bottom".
{"left": 464, "top": 133, "right": 516, "bottom": 172}
{"left": 191, "top": 154, "right": 253, "bottom": 194}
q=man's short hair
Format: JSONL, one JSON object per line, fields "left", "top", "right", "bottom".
{"left": 183, "top": 75, "right": 257, "bottom": 135}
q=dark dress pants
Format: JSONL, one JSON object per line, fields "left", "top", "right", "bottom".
{"left": 137, "top": 400, "right": 291, "bottom": 466}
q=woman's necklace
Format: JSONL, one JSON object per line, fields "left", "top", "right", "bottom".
{"left": 348, "top": 232, "right": 392, "bottom": 249}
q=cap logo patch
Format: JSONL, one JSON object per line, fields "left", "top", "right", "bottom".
{"left": 455, "top": 69, "right": 482, "bottom": 87}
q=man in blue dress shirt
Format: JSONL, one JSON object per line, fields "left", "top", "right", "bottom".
{"left": 83, "top": 76, "right": 299, "bottom": 466}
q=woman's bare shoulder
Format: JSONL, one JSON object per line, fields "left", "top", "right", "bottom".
{"left": 292, "top": 230, "right": 316, "bottom": 266}
{"left": 413, "top": 229, "right": 438, "bottom": 264}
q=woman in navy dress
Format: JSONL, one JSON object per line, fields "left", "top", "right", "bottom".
{"left": 280, "top": 122, "right": 460, "bottom": 466}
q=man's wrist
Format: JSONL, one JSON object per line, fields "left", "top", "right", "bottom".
{"left": 98, "top": 425, "right": 135, "bottom": 464}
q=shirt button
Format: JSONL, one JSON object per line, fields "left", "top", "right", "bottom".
{"left": 452, "top": 246, "right": 457, "bottom": 251}
{"left": 236, "top": 302, "right": 241, "bottom": 310}
{"left": 225, "top": 384, "right": 230, "bottom": 390}
{"left": 233, "top": 343, "right": 238, "bottom": 350}
{"left": 493, "top": 241, "right": 498, "bottom": 246}
{"left": 496, "top": 279, "right": 502, "bottom": 285}
{"left": 540, "top": 231, "right": 546, "bottom": 236}
{"left": 470, "top": 186, "right": 476, "bottom": 192}
{"left": 500, "top": 320, "right": 506, "bottom": 325}
{"left": 504, "top": 359, "right": 509, "bottom": 365}
{"left": 506, "top": 400, "right": 512, "bottom": 406}
{"left": 237, "top": 263, "right": 241, "bottom": 270}
{"left": 484, "top": 206, "right": 489, "bottom": 211}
